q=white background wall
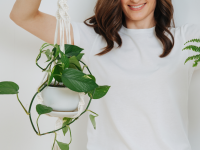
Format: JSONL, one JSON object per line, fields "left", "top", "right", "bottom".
{"left": 1, "top": 0, "right": 200, "bottom": 150}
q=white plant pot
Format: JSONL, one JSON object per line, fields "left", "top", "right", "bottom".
{"left": 41, "top": 86, "right": 80, "bottom": 112}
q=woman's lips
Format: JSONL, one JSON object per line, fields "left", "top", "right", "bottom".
{"left": 128, "top": 3, "right": 146, "bottom": 11}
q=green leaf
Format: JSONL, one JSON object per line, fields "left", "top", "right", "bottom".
{"left": 53, "top": 64, "right": 64, "bottom": 82}
{"left": 89, "top": 114, "right": 97, "bottom": 129}
{"left": 36, "top": 104, "right": 53, "bottom": 115}
{"left": 60, "top": 50, "right": 70, "bottom": 69}
{"left": 62, "top": 126, "right": 69, "bottom": 136}
{"left": 182, "top": 45, "right": 200, "bottom": 53}
{"left": 62, "top": 117, "right": 73, "bottom": 136}
{"left": 0, "top": 81, "right": 19, "bottom": 94}
{"left": 61, "top": 68, "right": 98, "bottom": 92}
{"left": 45, "top": 49, "right": 54, "bottom": 62}
{"left": 69, "top": 56, "right": 82, "bottom": 71}
{"left": 88, "top": 85, "right": 111, "bottom": 99}
{"left": 184, "top": 38, "right": 200, "bottom": 45}
{"left": 45, "top": 69, "right": 53, "bottom": 86}
{"left": 44, "top": 49, "right": 51, "bottom": 60}
{"left": 68, "top": 64, "right": 79, "bottom": 70}
{"left": 64, "top": 44, "right": 84, "bottom": 57}
{"left": 193, "top": 57, "right": 200, "bottom": 67}
{"left": 45, "top": 68, "right": 51, "bottom": 76}
{"left": 63, "top": 117, "right": 73, "bottom": 124}
{"left": 184, "top": 54, "right": 200, "bottom": 64}
{"left": 57, "top": 59, "right": 62, "bottom": 63}
{"left": 52, "top": 45, "right": 60, "bottom": 59}
{"left": 76, "top": 53, "right": 84, "bottom": 61}
{"left": 87, "top": 74, "right": 96, "bottom": 82}
{"left": 56, "top": 140, "right": 69, "bottom": 150}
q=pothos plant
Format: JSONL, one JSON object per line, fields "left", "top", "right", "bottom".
{"left": 0, "top": 43, "right": 111, "bottom": 150}
{"left": 183, "top": 38, "right": 200, "bottom": 66}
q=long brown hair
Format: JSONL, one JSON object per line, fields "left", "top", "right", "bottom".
{"left": 84, "top": 0, "right": 175, "bottom": 58}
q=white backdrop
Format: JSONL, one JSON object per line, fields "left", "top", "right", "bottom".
{"left": 1, "top": 0, "right": 200, "bottom": 150}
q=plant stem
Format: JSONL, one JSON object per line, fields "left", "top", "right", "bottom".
{"left": 36, "top": 51, "right": 45, "bottom": 70}
{"left": 68, "top": 125, "right": 72, "bottom": 145}
{"left": 52, "top": 132, "right": 57, "bottom": 150}
{"left": 36, "top": 115, "right": 41, "bottom": 135}
{"left": 16, "top": 94, "right": 30, "bottom": 115}
{"left": 29, "top": 85, "right": 47, "bottom": 135}
{"left": 38, "top": 78, "right": 48, "bottom": 93}
{"left": 36, "top": 55, "right": 54, "bottom": 72}
{"left": 79, "top": 60, "right": 92, "bottom": 75}
{"left": 82, "top": 65, "right": 87, "bottom": 71}
{"left": 36, "top": 63, "right": 44, "bottom": 70}
{"left": 43, "top": 60, "right": 55, "bottom": 71}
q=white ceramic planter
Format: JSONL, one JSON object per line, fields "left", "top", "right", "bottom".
{"left": 41, "top": 86, "right": 80, "bottom": 112}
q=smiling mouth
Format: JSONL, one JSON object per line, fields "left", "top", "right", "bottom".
{"left": 128, "top": 3, "right": 147, "bottom": 10}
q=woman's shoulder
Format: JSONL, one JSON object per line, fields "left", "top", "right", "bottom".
{"left": 170, "top": 23, "right": 200, "bottom": 32}
{"left": 169, "top": 23, "right": 200, "bottom": 43}
{"left": 170, "top": 23, "right": 200, "bottom": 36}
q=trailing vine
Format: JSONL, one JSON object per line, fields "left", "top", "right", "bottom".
{"left": 0, "top": 43, "right": 111, "bottom": 150}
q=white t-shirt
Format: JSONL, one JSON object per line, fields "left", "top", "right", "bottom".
{"left": 71, "top": 21, "right": 200, "bottom": 150}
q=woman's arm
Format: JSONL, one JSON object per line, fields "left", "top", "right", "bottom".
{"left": 9, "top": 0, "right": 74, "bottom": 45}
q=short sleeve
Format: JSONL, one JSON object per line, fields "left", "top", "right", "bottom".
{"left": 71, "top": 21, "right": 98, "bottom": 68}
{"left": 183, "top": 23, "right": 200, "bottom": 71}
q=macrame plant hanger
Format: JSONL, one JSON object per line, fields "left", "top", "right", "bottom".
{"left": 35, "top": 0, "right": 86, "bottom": 149}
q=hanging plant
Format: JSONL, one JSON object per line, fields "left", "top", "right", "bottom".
{"left": 0, "top": 43, "right": 111, "bottom": 150}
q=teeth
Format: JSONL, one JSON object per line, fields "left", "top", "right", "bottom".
{"left": 130, "top": 3, "right": 145, "bottom": 8}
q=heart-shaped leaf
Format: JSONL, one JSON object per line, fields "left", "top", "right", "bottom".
{"left": 56, "top": 140, "right": 69, "bottom": 150}
{"left": 62, "top": 126, "right": 69, "bottom": 136}
{"left": 76, "top": 53, "right": 84, "bottom": 61}
{"left": 36, "top": 104, "right": 53, "bottom": 115}
{"left": 0, "top": 81, "right": 19, "bottom": 94}
{"left": 69, "top": 56, "right": 82, "bottom": 71}
{"left": 64, "top": 44, "right": 84, "bottom": 57}
{"left": 62, "top": 117, "right": 73, "bottom": 136}
{"left": 89, "top": 114, "right": 97, "bottom": 129}
{"left": 88, "top": 85, "right": 111, "bottom": 99}
{"left": 61, "top": 68, "right": 98, "bottom": 92}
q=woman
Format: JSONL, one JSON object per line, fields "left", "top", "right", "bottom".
{"left": 10, "top": 0, "right": 200, "bottom": 149}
